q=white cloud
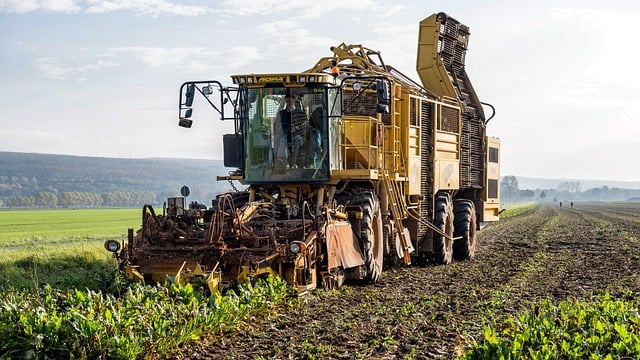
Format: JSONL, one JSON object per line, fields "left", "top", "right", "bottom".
{"left": 0, "top": 0, "right": 81, "bottom": 13}
{"left": 259, "top": 19, "right": 299, "bottom": 34}
{"left": 107, "top": 46, "right": 263, "bottom": 72}
{"left": 0, "top": 0, "right": 209, "bottom": 15}
{"left": 0, "top": 0, "right": 38, "bottom": 13}
{"left": 35, "top": 57, "right": 117, "bottom": 80}
{"left": 35, "top": 57, "right": 71, "bottom": 79}
{"left": 79, "top": 59, "right": 117, "bottom": 72}
{"left": 43, "top": 0, "right": 81, "bottom": 12}
{"left": 225, "top": 46, "right": 263, "bottom": 69}
{"left": 85, "top": 0, "right": 210, "bottom": 17}
{"left": 107, "top": 47, "right": 211, "bottom": 68}
{"left": 218, "top": 0, "right": 377, "bottom": 17}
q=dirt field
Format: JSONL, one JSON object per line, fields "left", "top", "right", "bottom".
{"left": 179, "top": 202, "right": 640, "bottom": 359}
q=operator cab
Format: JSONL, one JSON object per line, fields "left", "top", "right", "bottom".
{"left": 178, "top": 73, "right": 389, "bottom": 185}
{"left": 245, "top": 87, "right": 324, "bottom": 181}
{"left": 234, "top": 74, "right": 341, "bottom": 183}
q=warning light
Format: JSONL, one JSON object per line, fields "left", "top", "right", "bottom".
{"left": 331, "top": 59, "right": 339, "bottom": 77}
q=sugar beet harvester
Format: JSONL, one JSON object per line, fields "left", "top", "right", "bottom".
{"left": 105, "top": 12, "right": 500, "bottom": 295}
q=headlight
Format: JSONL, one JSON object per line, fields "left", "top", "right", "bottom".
{"left": 104, "top": 239, "right": 121, "bottom": 253}
{"left": 288, "top": 241, "right": 306, "bottom": 254}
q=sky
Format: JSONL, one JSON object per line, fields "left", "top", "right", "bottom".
{"left": 1, "top": 0, "right": 639, "bottom": 181}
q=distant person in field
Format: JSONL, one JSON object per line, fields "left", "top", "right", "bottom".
{"left": 571, "top": 201, "right": 573, "bottom": 208}
{"left": 560, "top": 202, "right": 562, "bottom": 208}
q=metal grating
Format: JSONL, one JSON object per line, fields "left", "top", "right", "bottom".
{"left": 343, "top": 89, "right": 377, "bottom": 117}
{"left": 410, "top": 97, "right": 418, "bottom": 126}
{"left": 440, "top": 106, "right": 459, "bottom": 133}
{"left": 437, "top": 14, "right": 486, "bottom": 190}
{"left": 418, "top": 99, "right": 433, "bottom": 240}
{"left": 459, "top": 113, "right": 484, "bottom": 188}
{"left": 342, "top": 87, "right": 391, "bottom": 123}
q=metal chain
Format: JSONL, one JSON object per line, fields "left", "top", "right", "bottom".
{"left": 228, "top": 179, "right": 239, "bottom": 192}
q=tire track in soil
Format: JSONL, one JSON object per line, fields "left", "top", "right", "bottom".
{"left": 176, "top": 204, "right": 640, "bottom": 360}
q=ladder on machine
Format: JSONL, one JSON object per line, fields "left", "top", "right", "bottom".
{"left": 380, "top": 168, "right": 412, "bottom": 265}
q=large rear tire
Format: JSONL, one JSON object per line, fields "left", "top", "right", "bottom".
{"left": 433, "top": 193, "right": 454, "bottom": 265}
{"left": 452, "top": 199, "right": 477, "bottom": 261}
{"left": 358, "top": 191, "right": 384, "bottom": 282}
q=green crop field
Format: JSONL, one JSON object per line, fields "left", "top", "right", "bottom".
{"left": 0, "top": 208, "right": 141, "bottom": 247}
{"left": 0, "top": 208, "right": 141, "bottom": 291}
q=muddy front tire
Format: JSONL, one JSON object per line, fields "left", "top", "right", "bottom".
{"left": 453, "top": 199, "right": 477, "bottom": 261}
{"left": 358, "top": 191, "right": 384, "bottom": 282}
{"left": 433, "top": 193, "right": 454, "bottom": 265}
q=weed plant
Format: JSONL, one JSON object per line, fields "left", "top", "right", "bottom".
{"left": 463, "top": 292, "right": 640, "bottom": 359}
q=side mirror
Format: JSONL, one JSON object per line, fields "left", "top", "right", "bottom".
{"left": 185, "top": 83, "right": 195, "bottom": 107}
{"left": 178, "top": 118, "right": 193, "bottom": 128}
{"left": 376, "top": 80, "right": 390, "bottom": 105}
{"left": 376, "top": 80, "right": 390, "bottom": 114}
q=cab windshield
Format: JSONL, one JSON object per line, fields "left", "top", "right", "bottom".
{"left": 243, "top": 85, "right": 340, "bottom": 183}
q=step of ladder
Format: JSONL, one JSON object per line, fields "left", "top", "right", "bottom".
{"left": 380, "top": 168, "right": 412, "bottom": 265}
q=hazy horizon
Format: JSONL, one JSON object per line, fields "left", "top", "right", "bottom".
{"left": 3, "top": 150, "right": 639, "bottom": 190}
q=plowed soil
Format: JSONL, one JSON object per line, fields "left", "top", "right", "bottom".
{"left": 177, "top": 202, "right": 640, "bottom": 359}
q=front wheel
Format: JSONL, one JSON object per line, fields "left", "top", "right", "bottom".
{"left": 358, "top": 191, "right": 384, "bottom": 282}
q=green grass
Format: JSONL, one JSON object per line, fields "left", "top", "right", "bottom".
{"left": 0, "top": 208, "right": 140, "bottom": 291}
{"left": 500, "top": 202, "right": 537, "bottom": 218}
{"left": 0, "top": 242, "right": 118, "bottom": 291}
{"left": 0, "top": 208, "right": 140, "bottom": 247}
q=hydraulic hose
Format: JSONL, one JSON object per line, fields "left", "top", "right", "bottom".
{"left": 481, "top": 101, "right": 496, "bottom": 125}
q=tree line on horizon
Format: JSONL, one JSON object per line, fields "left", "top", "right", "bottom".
{"left": 0, "top": 152, "right": 234, "bottom": 209}
{"left": 500, "top": 175, "right": 640, "bottom": 203}
{"left": 1, "top": 152, "right": 638, "bottom": 209}
{"left": 1, "top": 191, "right": 157, "bottom": 208}
{"left": 2, "top": 176, "right": 638, "bottom": 209}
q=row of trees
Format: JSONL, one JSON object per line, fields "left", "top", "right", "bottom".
{"left": 501, "top": 176, "right": 640, "bottom": 202}
{"left": 1, "top": 191, "right": 158, "bottom": 208}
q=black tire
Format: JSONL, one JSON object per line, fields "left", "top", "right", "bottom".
{"left": 433, "top": 193, "right": 454, "bottom": 265}
{"left": 357, "top": 191, "right": 384, "bottom": 282}
{"left": 452, "top": 199, "right": 477, "bottom": 261}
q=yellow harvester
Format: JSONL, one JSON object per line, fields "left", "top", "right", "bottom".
{"left": 105, "top": 12, "right": 500, "bottom": 294}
